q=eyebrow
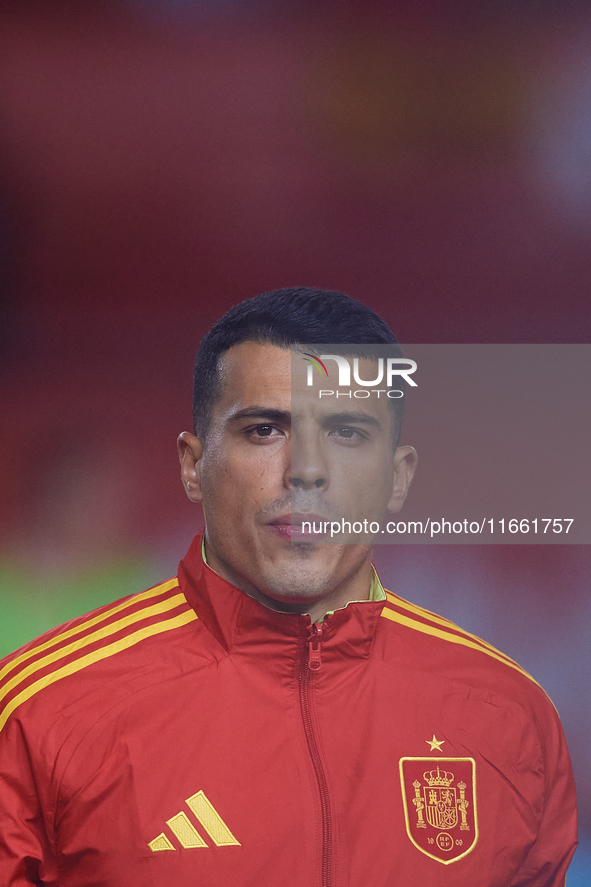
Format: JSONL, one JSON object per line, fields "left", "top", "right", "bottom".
{"left": 226, "top": 407, "right": 381, "bottom": 430}
{"left": 227, "top": 407, "right": 292, "bottom": 424}
{"left": 321, "top": 411, "right": 382, "bottom": 429}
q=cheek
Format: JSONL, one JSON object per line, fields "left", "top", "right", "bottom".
{"left": 201, "top": 454, "right": 264, "bottom": 507}
{"left": 199, "top": 454, "right": 234, "bottom": 507}
{"left": 331, "top": 452, "right": 393, "bottom": 491}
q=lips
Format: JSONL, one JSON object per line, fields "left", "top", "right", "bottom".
{"left": 268, "top": 513, "right": 329, "bottom": 540}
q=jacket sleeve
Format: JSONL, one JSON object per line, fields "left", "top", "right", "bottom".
{"left": 509, "top": 700, "right": 578, "bottom": 887}
{"left": 0, "top": 717, "right": 57, "bottom": 886}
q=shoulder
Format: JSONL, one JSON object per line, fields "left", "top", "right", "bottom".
{"left": 379, "top": 588, "right": 556, "bottom": 716}
{"left": 0, "top": 577, "right": 198, "bottom": 736}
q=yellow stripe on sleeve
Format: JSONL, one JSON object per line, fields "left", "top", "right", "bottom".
{"left": 0, "top": 578, "right": 180, "bottom": 683}
{"left": 0, "top": 609, "right": 198, "bottom": 733}
{"left": 384, "top": 590, "right": 514, "bottom": 659}
{"left": 0, "top": 593, "right": 188, "bottom": 707}
{"left": 380, "top": 606, "right": 540, "bottom": 688}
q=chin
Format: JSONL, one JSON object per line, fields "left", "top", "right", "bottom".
{"left": 258, "top": 564, "right": 334, "bottom": 602}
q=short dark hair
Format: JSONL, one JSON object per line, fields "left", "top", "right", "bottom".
{"left": 193, "top": 287, "right": 405, "bottom": 444}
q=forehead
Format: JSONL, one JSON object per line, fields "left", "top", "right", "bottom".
{"left": 213, "top": 342, "right": 393, "bottom": 427}
{"left": 215, "top": 342, "right": 292, "bottom": 411}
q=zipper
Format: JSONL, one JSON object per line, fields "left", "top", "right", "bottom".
{"left": 298, "top": 622, "right": 333, "bottom": 887}
{"left": 308, "top": 622, "right": 323, "bottom": 671}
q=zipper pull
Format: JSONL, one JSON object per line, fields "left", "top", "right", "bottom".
{"left": 308, "top": 622, "right": 323, "bottom": 671}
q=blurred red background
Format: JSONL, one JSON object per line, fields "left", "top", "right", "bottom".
{"left": 0, "top": 1, "right": 589, "bottom": 878}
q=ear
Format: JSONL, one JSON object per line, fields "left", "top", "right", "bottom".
{"left": 177, "top": 432, "right": 204, "bottom": 503}
{"left": 387, "top": 446, "right": 418, "bottom": 514}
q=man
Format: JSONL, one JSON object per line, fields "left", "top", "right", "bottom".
{"left": 0, "top": 288, "right": 577, "bottom": 886}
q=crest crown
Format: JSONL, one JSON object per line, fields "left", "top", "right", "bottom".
{"left": 423, "top": 766, "right": 454, "bottom": 787}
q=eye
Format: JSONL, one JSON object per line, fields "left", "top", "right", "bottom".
{"left": 329, "top": 426, "right": 367, "bottom": 443}
{"left": 245, "top": 424, "right": 285, "bottom": 442}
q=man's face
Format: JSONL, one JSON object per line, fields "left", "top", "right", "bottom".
{"left": 179, "top": 342, "right": 416, "bottom": 614}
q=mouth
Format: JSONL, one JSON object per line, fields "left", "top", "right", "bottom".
{"left": 267, "top": 513, "right": 330, "bottom": 540}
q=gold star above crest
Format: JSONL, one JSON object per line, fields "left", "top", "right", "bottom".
{"left": 426, "top": 734, "right": 445, "bottom": 752}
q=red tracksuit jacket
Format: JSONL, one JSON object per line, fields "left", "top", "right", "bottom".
{"left": 0, "top": 530, "right": 578, "bottom": 886}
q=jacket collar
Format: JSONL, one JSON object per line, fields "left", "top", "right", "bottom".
{"left": 177, "top": 529, "right": 384, "bottom": 662}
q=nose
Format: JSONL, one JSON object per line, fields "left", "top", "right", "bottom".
{"left": 288, "top": 431, "right": 328, "bottom": 492}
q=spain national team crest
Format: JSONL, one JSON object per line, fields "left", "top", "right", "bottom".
{"left": 399, "top": 757, "right": 478, "bottom": 864}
